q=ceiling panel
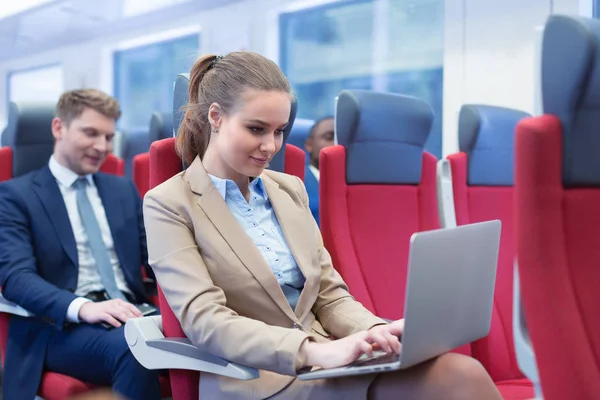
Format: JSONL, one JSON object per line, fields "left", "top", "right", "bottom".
{"left": 0, "top": 0, "right": 242, "bottom": 61}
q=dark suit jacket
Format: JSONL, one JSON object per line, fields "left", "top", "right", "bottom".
{"left": 0, "top": 165, "right": 150, "bottom": 400}
{"left": 304, "top": 164, "right": 320, "bottom": 227}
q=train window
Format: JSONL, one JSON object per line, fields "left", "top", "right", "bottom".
{"left": 279, "top": 0, "right": 443, "bottom": 158}
{"left": 3, "top": 63, "right": 63, "bottom": 136}
{"left": 113, "top": 33, "right": 199, "bottom": 133}
{"left": 8, "top": 63, "right": 63, "bottom": 104}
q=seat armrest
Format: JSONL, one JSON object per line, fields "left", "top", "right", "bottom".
{"left": 513, "top": 260, "right": 543, "bottom": 398}
{"left": 436, "top": 159, "right": 457, "bottom": 229}
{"left": 0, "top": 293, "right": 33, "bottom": 317}
{"left": 125, "top": 316, "right": 259, "bottom": 380}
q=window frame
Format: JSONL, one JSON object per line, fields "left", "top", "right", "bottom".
{"left": 277, "top": 0, "right": 443, "bottom": 157}
{"left": 112, "top": 31, "right": 200, "bottom": 132}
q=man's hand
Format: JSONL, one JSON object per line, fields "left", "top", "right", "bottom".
{"left": 78, "top": 299, "right": 143, "bottom": 328}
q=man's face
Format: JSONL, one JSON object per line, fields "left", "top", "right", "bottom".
{"left": 52, "top": 107, "right": 115, "bottom": 175}
{"left": 305, "top": 118, "right": 334, "bottom": 168}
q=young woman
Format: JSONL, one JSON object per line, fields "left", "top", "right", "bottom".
{"left": 143, "top": 51, "right": 502, "bottom": 399}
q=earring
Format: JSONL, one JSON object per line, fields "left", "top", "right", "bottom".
{"left": 213, "top": 127, "right": 219, "bottom": 134}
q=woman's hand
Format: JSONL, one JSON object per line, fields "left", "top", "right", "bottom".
{"left": 367, "top": 318, "right": 404, "bottom": 354}
{"left": 301, "top": 319, "right": 404, "bottom": 369}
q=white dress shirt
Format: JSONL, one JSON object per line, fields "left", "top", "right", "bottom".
{"left": 208, "top": 175, "right": 305, "bottom": 309}
{"left": 48, "top": 157, "right": 132, "bottom": 322}
{"left": 308, "top": 164, "right": 320, "bottom": 181}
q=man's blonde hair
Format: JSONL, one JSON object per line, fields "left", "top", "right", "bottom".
{"left": 56, "top": 89, "right": 121, "bottom": 126}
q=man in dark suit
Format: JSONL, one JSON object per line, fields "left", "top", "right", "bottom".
{"left": 0, "top": 89, "right": 160, "bottom": 400}
{"left": 304, "top": 116, "right": 334, "bottom": 226}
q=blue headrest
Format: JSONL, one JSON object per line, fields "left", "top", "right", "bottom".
{"left": 458, "top": 105, "right": 530, "bottom": 186}
{"left": 149, "top": 112, "right": 174, "bottom": 143}
{"left": 286, "top": 118, "right": 314, "bottom": 151}
{"left": 542, "top": 15, "right": 600, "bottom": 186}
{"left": 268, "top": 97, "right": 296, "bottom": 172}
{"left": 335, "top": 90, "right": 433, "bottom": 184}
{"left": 172, "top": 72, "right": 296, "bottom": 172}
{"left": 173, "top": 73, "right": 190, "bottom": 138}
{"left": 3, "top": 102, "right": 55, "bottom": 177}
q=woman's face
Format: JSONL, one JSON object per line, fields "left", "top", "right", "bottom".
{"left": 210, "top": 89, "right": 291, "bottom": 178}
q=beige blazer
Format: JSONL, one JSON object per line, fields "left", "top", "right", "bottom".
{"left": 143, "top": 157, "right": 385, "bottom": 399}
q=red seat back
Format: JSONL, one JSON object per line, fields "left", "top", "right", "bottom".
{"left": 149, "top": 138, "right": 182, "bottom": 188}
{"left": 158, "top": 286, "right": 198, "bottom": 400}
{"left": 318, "top": 90, "right": 466, "bottom": 350}
{"left": 133, "top": 153, "right": 150, "bottom": 197}
{"left": 148, "top": 133, "right": 307, "bottom": 400}
{"left": 156, "top": 72, "right": 314, "bottom": 398}
{"left": 147, "top": 137, "right": 198, "bottom": 400}
{"left": 0, "top": 147, "right": 13, "bottom": 182}
{"left": 515, "top": 15, "right": 600, "bottom": 400}
{"left": 283, "top": 143, "right": 305, "bottom": 181}
{"left": 516, "top": 114, "right": 600, "bottom": 399}
{"left": 132, "top": 112, "right": 174, "bottom": 197}
{"left": 0, "top": 146, "right": 124, "bottom": 181}
{"left": 0, "top": 148, "right": 124, "bottom": 398}
{"left": 321, "top": 147, "right": 439, "bottom": 317}
{"left": 99, "top": 153, "right": 125, "bottom": 175}
{"left": 447, "top": 104, "right": 530, "bottom": 382}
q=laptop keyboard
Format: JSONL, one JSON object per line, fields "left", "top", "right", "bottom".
{"left": 348, "top": 352, "right": 400, "bottom": 367}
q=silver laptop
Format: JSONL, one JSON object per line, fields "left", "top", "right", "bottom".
{"left": 298, "top": 220, "right": 501, "bottom": 380}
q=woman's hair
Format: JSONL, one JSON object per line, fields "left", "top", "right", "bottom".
{"left": 176, "top": 52, "right": 292, "bottom": 165}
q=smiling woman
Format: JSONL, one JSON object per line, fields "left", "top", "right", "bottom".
{"left": 203, "top": 89, "right": 291, "bottom": 191}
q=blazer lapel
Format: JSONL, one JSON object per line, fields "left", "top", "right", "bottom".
{"left": 262, "top": 176, "right": 317, "bottom": 321}
{"left": 185, "top": 159, "right": 298, "bottom": 321}
{"left": 33, "top": 166, "right": 78, "bottom": 267}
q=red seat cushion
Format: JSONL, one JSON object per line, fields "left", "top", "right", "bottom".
{"left": 36, "top": 372, "right": 171, "bottom": 399}
{"left": 38, "top": 372, "right": 96, "bottom": 400}
{"left": 495, "top": 378, "right": 536, "bottom": 400}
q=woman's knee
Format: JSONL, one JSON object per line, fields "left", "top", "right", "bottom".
{"left": 368, "top": 353, "right": 500, "bottom": 400}
{"left": 430, "top": 353, "right": 500, "bottom": 398}
{"left": 434, "top": 353, "right": 488, "bottom": 382}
